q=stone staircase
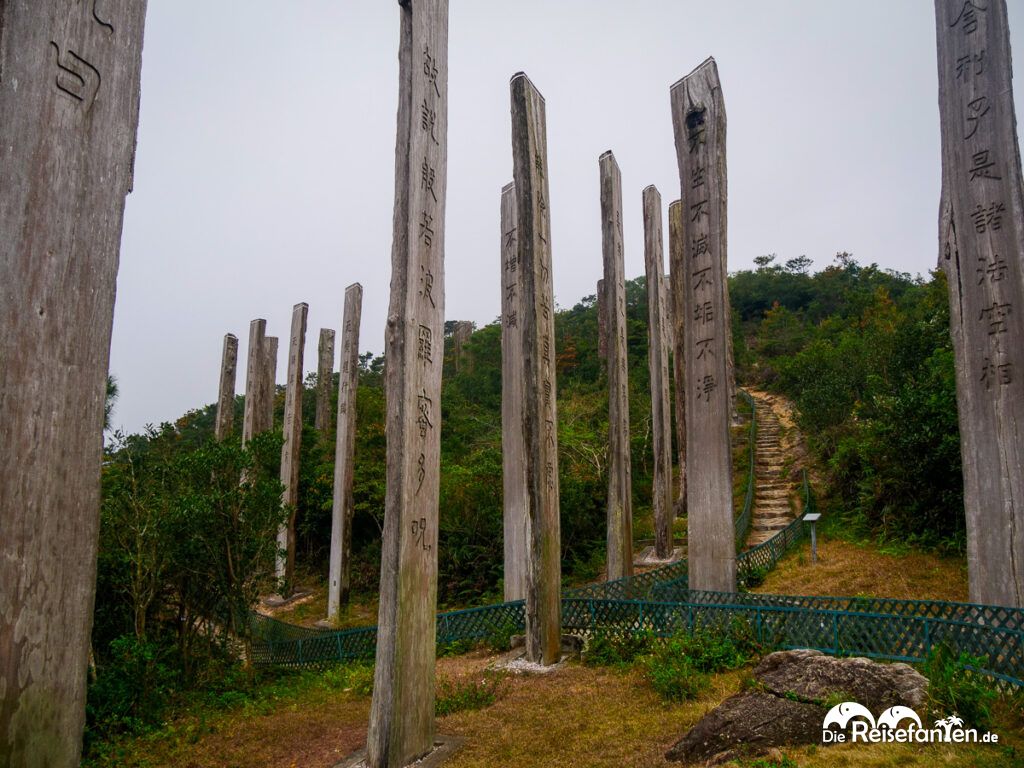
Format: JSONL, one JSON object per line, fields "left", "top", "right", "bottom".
{"left": 745, "top": 393, "right": 796, "bottom": 548}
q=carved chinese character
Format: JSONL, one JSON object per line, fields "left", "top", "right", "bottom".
{"left": 505, "top": 255, "right": 518, "bottom": 273}
{"left": 417, "top": 325, "right": 433, "bottom": 363}
{"left": 545, "top": 418, "right": 555, "bottom": 447}
{"left": 690, "top": 199, "right": 709, "bottom": 222}
{"left": 411, "top": 516, "right": 431, "bottom": 550}
{"left": 693, "top": 267, "right": 712, "bottom": 291}
{"left": 505, "top": 310, "right": 517, "bottom": 328}
{"left": 691, "top": 165, "right": 706, "bottom": 189}
{"left": 423, "top": 45, "right": 441, "bottom": 97}
{"left": 969, "top": 150, "right": 1001, "bottom": 181}
{"left": 971, "top": 201, "right": 1005, "bottom": 233}
{"left": 543, "top": 379, "right": 552, "bottom": 406}
{"left": 419, "top": 212, "right": 435, "bottom": 247}
{"left": 505, "top": 283, "right": 516, "bottom": 303}
{"left": 956, "top": 50, "right": 986, "bottom": 80}
{"left": 416, "top": 388, "right": 434, "bottom": 437}
{"left": 692, "top": 234, "right": 709, "bottom": 258}
{"left": 535, "top": 152, "right": 544, "bottom": 178}
{"left": 965, "top": 96, "right": 990, "bottom": 140}
{"left": 419, "top": 265, "right": 436, "bottom": 308}
{"left": 420, "top": 99, "right": 439, "bottom": 145}
{"left": 685, "top": 107, "right": 706, "bottom": 153}
{"left": 949, "top": 1, "right": 987, "bottom": 35}
{"left": 695, "top": 337, "right": 714, "bottom": 360}
{"left": 421, "top": 159, "right": 438, "bottom": 203}
{"left": 979, "top": 301, "right": 1012, "bottom": 335}
{"left": 416, "top": 454, "right": 427, "bottom": 495}
{"left": 696, "top": 374, "right": 717, "bottom": 401}
{"left": 694, "top": 301, "right": 714, "bottom": 325}
{"left": 50, "top": 42, "right": 100, "bottom": 107}
{"left": 980, "top": 357, "right": 1012, "bottom": 389}
{"left": 977, "top": 253, "right": 1008, "bottom": 284}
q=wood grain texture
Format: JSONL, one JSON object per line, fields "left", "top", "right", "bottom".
{"left": 668, "top": 200, "right": 687, "bottom": 511}
{"left": 936, "top": 0, "right": 1024, "bottom": 606}
{"left": 671, "top": 58, "right": 735, "bottom": 593}
{"left": 261, "top": 336, "right": 278, "bottom": 435}
{"left": 600, "top": 151, "right": 634, "bottom": 580}
{"left": 0, "top": 1, "right": 147, "bottom": 764}
{"left": 367, "top": 1, "right": 448, "bottom": 764}
{"left": 215, "top": 334, "right": 238, "bottom": 441}
{"left": 643, "top": 186, "right": 674, "bottom": 559}
{"left": 597, "top": 278, "right": 608, "bottom": 360}
{"left": 328, "top": 285, "right": 363, "bottom": 620}
{"left": 500, "top": 181, "right": 528, "bottom": 602}
{"left": 276, "top": 303, "right": 308, "bottom": 589}
{"left": 315, "top": 327, "right": 336, "bottom": 433}
{"left": 511, "top": 72, "right": 562, "bottom": 665}
{"left": 242, "top": 320, "right": 267, "bottom": 444}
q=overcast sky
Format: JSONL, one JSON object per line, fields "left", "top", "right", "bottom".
{"left": 109, "top": 1, "right": 1024, "bottom": 435}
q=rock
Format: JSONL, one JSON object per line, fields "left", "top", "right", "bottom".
{"left": 666, "top": 649, "right": 930, "bottom": 764}
{"left": 754, "top": 649, "right": 928, "bottom": 711}
{"left": 665, "top": 692, "right": 825, "bottom": 765}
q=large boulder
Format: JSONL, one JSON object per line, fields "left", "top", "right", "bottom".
{"left": 666, "top": 649, "right": 929, "bottom": 765}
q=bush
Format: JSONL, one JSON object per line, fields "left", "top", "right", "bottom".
{"left": 642, "top": 649, "right": 709, "bottom": 702}
{"left": 922, "top": 644, "right": 997, "bottom": 728}
{"left": 582, "top": 631, "right": 655, "bottom": 668}
{"left": 435, "top": 672, "right": 506, "bottom": 716}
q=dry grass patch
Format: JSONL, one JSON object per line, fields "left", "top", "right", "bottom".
{"left": 755, "top": 534, "right": 968, "bottom": 603}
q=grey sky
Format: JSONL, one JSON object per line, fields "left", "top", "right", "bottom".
{"left": 109, "top": 1, "right": 1024, "bottom": 435}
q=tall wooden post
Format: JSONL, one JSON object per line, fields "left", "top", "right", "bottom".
{"left": 367, "top": 2, "right": 448, "bottom": 765}
{"left": 242, "top": 320, "right": 267, "bottom": 445}
{"left": 668, "top": 201, "right": 687, "bottom": 512}
{"left": 276, "top": 303, "right": 308, "bottom": 590}
{"left": 599, "top": 151, "right": 633, "bottom": 580}
{"left": 261, "top": 336, "right": 278, "bottom": 434}
{"left": 0, "top": 2, "right": 147, "bottom": 764}
{"left": 215, "top": 333, "right": 239, "bottom": 441}
{"left": 511, "top": 72, "right": 562, "bottom": 665}
{"left": 936, "top": 0, "right": 1024, "bottom": 606}
{"left": 315, "top": 328, "right": 336, "bottom": 433}
{"left": 643, "top": 186, "right": 674, "bottom": 559}
{"left": 501, "top": 182, "right": 528, "bottom": 602}
{"left": 671, "top": 58, "right": 735, "bottom": 593}
{"left": 327, "top": 284, "right": 363, "bottom": 620}
{"left": 597, "top": 278, "right": 608, "bottom": 361}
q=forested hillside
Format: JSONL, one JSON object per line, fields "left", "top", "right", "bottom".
{"left": 89, "top": 252, "right": 963, "bottom": 752}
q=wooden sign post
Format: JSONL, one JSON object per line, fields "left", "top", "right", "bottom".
{"left": 367, "top": 1, "right": 448, "bottom": 764}
{"left": 671, "top": 59, "right": 736, "bottom": 593}
{"left": 936, "top": 0, "right": 1024, "bottom": 606}
{"left": 215, "top": 333, "right": 239, "bottom": 441}
{"left": 0, "top": 1, "right": 147, "bottom": 762}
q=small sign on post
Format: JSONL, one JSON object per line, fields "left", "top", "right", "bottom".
{"left": 804, "top": 512, "right": 822, "bottom": 564}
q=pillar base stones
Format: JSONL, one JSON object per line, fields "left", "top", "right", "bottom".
{"left": 634, "top": 545, "right": 685, "bottom": 567}
{"left": 335, "top": 735, "right": 465, "bottom": 768}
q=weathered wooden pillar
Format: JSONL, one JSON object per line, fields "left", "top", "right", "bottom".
{"left": 328, "top": 284, "right": 363, "bottom": 620}
{"left": 451, "top": 320, "right": 473, "bottom": 372}
{"left": 315, "top": 328, "right": 336, "bottom": 433}
{"left": 276, "top": 302, "right": 308, "bottom": 590}
{"left": 367, "top": 1, "right": 448, "bottom": 764}
{"left": 668, "top": 201, "right": 687, "bottom": 512}
{"left": 643, "top": 186, "right": 674, "bottom": 559}
{"left": 511, "top": 72, "right": 562, "bottom": 665}
{"left": 671, "top": 58, "right": 735, "bottom": 593}
{"left": 215, "top": 333, "right": 239, "bottom": 441}
{"left": 500, "top": 182, "right": 528, "bottom": 602}
{"left": 261, "top": 336, "right": 278, "bottom": 434}
{"left": 0, "top": 2, "right": 147, "bottom": 764}
{"left": 597, "top": 278, "right": 608, "bottom": 360}
{"left": 936, "top": 0, "right": 1024, "bottom": 607}
{"left": 242, "top": 320, "right": 267, "bottom": 445}
{"left": 599, "top": 151, "right": 633, "bottom": 580}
